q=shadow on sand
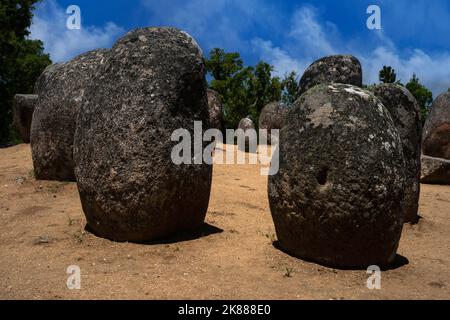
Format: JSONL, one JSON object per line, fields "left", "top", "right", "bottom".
{"left": 272, "top": 240, "right": 409, "bottom": 271}
{"left": 85, "top": 222, "right": 223, "bottom": 245}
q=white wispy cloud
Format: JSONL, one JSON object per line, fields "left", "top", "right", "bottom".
{"left": 140, "top": 0, "right": 283, "bottom": 55}
{"left": 252, "top": 5, "right": 450, "bottom": 96}
{"left": 361, "top": 47, "right": 450, "bottom": 95}
{"left": 29, "top": 0, "right": 124, "bottom": 62}
{"left": 250, "top": 38, "right": 306, "bottom": 78}
{"left": 30, "top": 1, "right": 450, "bottom": 96}
{"left": 288, "top": 5, "right": 336, "bottom": 57}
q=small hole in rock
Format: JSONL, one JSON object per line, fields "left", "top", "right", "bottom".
{"left": 316, "top": 166, "right": 328, "bottom": 185}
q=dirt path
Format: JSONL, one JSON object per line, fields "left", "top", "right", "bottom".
{"left": 0, "top": 144, "right": 449, "bottom": 299}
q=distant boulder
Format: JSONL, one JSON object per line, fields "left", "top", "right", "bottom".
{"left": 13, "top": 94, "right": 38, "bottom": 143}
{"left": 258, "top": 101, "right": 288, "bottom": 145}
{"left": 421, "top": 155, "right": 450, "bottom": 185}
{"left": 237, "top": 116, "right": 256, "bottom": 153}
{"left": 422, "top": 92, "right": 450, "bottom": 160}
{"left": 206, "top": 89, "right": 223, "bottom": 130}
{"left": 30, "top": 49, "right": 108, "bottom": 181}
{"left": 298, "top": 55, "right": 362, "bottom": 96}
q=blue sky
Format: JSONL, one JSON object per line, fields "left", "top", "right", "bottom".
{"left": 30, "top": 0, "right": 450, "bottom": 96}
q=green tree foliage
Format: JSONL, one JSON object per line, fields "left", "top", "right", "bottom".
{"left": 405, "top": 73, "right": 433, "bottom": 125}
{"left": 205, "top": 48, "right": 284, "bottom": 129}
{"left": 205, "top": 48, "right": 242, "bottom": 81}
{"left": 0, "top": 0, "right": 51, "bottom": 143}
{"left": 248, "top": 61, "right": 282, "bottom": 122}
{"left": 205, "top": 49, "right": 254, "bottom": 128}
{"left": 379, "top": 65, "right": 397, "bottom": 83}
{"left": 281, "top": 71, "right": 300, "bottom": 105}
{"left": 206, "top": 49, "right": 436, "bottom": 130}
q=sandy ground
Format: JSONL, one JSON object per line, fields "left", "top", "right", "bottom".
{"left": 0, "top": 143, "right": 449, "bottom": 300}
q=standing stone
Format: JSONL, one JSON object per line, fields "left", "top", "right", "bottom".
{"left": 237, "top": 116, "right": 256, "bottom": 153}
{"left": 420, "top": 155, "right": 450, "bottom": 185}
{"left": 74, "top": 27, "right": 212, "bottom": 242}
{"left": 206, "top": 89, "right": 223, "bottom": 130}
{"left": 13, "top": 94, "right": 38, "bottom": 143}
{"left": 268, "top": 83, "right": 406, "bottom": 268}
{"left": 422, "top": 92, "right": 450, "bottom": 160}
{"left": 258, "top": 101, "right": 288, "bottom": 145}
{"left": 298, "top": 55, "right": 362, "bottom": 96}
{"left": 30, "top": 49, "right": 108, "bottom": 181}
{"left": 371, "top": 84, "right": 422, "bottom": 223}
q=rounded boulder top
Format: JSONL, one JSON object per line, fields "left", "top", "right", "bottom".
{"left": 298, "top": 55, "right": 362, "bottom": 96}
{"left": 74, "top": 27, "right": 212, "bottom": 242}
{"left": 238, "top": 116, "right": 255, "bottom": 131}
{"left": 422, "top": 92, "right": 450, "bottom": 160}
{"left": 268, "top": 83, "right": 406, "bottom": 268}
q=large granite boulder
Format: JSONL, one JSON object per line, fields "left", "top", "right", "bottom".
{"left": 13, "top": 94, "right": 38, "bottom": 143}
{"left": 237, "top": 116, "right": 256, "bottom": 153}
{"left": 206, "top": 89, "right": 223, "bottom": 130}
{"left": 371, "top": 84, "right": 422, "bottom": 223}
{"left": 74, "top": 27, "right": 212, "bottom": 242}
{"left": 258, "top": 101, "right": 288, "bottom": 145}
{"left": 422, "top": 92, "right": 450, "bottom": 160}
{"left": 268, "top": 83, "right": 406, "bottom": 268}
{"left": 421, "top": 155, "right": 450, "bottom": 185}
{"left": 298, "top": 55, "right": 362, "bottom": 96}
{"left": 30, "top": 49, "right": 108, "bottom": 181}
